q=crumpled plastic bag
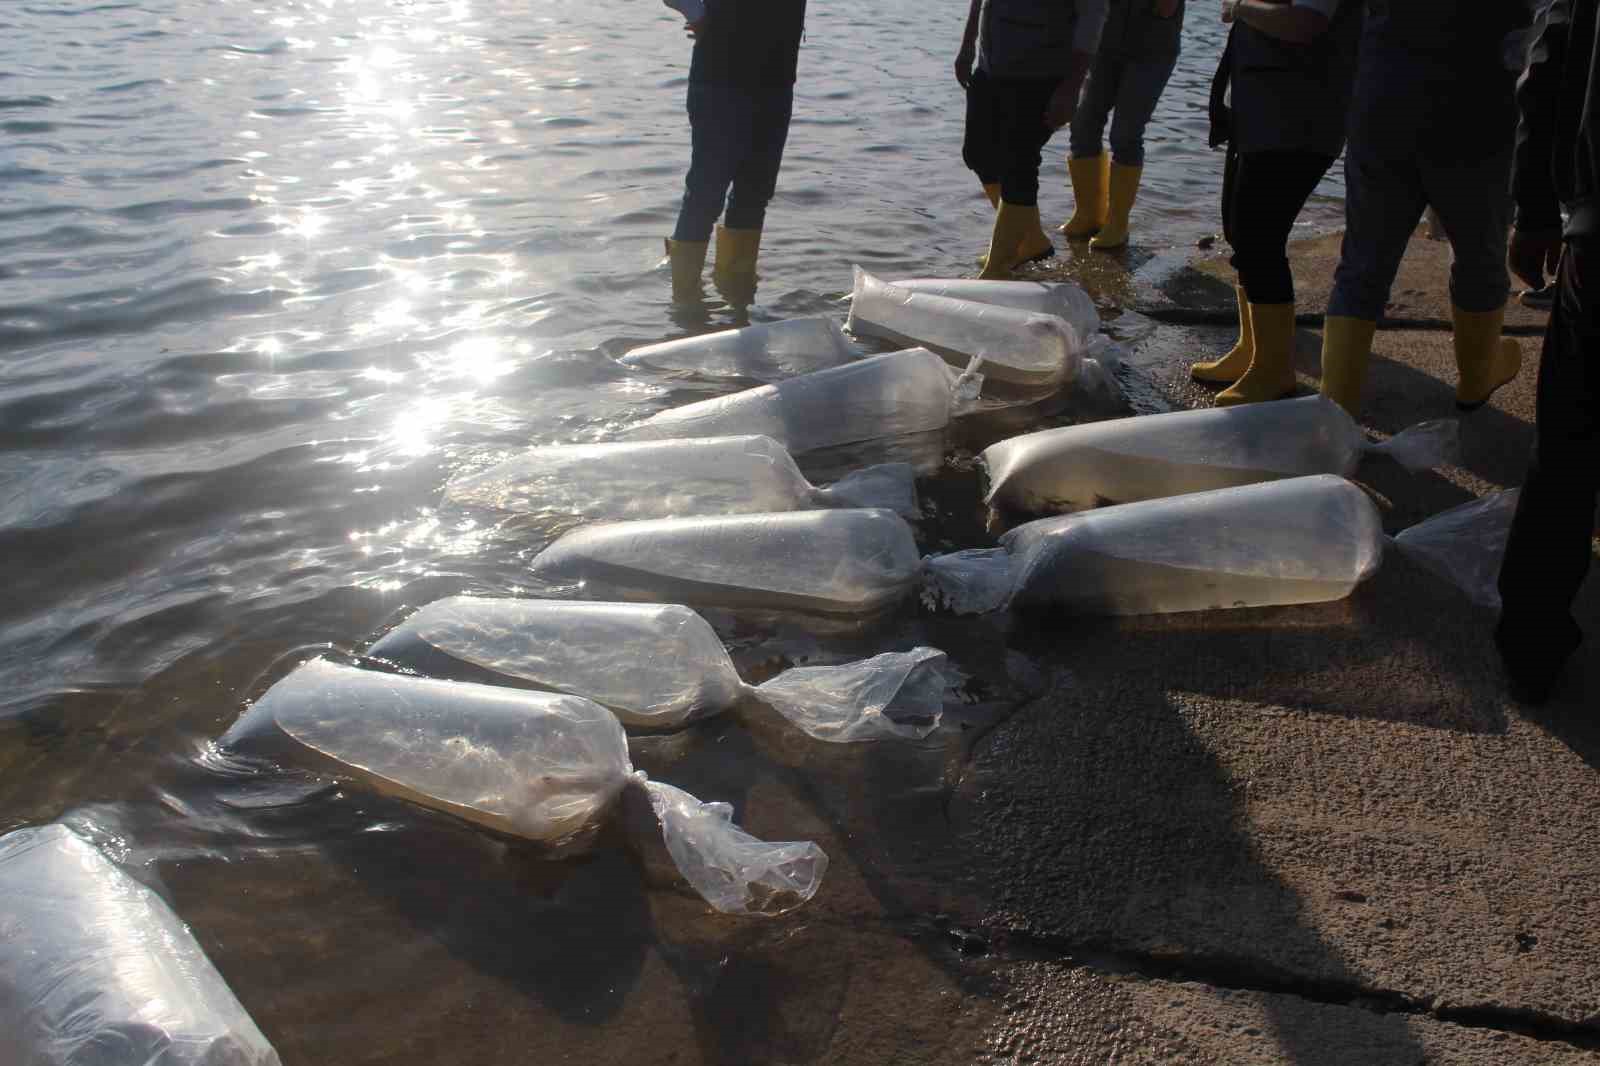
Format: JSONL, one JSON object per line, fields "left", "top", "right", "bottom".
{"left": 443, "top": 435, "right": 918, "bottom": 520}
{"left": 619, "top": 316, "right": 856, "bottom": 381}
{"left": 924, "top": 474, "right": 1385, "bottom": 616}
{"left": 846, "top": 267, "right": 1084, "bottom": 388}
{"left": 984, "top": 395, "right": 1458, "bottom": 515}
{"left": 877, "top": 277, "right": 1099, "bottom": 341}
{"left": 369, "top": 597, "right": 946, "bottom": 741}
{"left": 222, "top": 659, "right": 827, "bottom": 916}
{"left": 0, "top": 823, "right": 282, "bottom": 1066}
{"left": 528, "top": 508, "right": 923, "bottom": 615}
{"left": 1391, "top": 489, "right": 1519, "bottom": 610}
{"left": 625, "top": 347, "right": 981, "bottom": 455}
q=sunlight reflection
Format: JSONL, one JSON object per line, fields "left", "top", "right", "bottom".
{"left": 389, "top": 397, "right": 449, "bottom": 458}
{"left": 445, "top": 336, "right": 513, "bottom": 384}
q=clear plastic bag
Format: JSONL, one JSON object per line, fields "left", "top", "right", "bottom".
{"left": 369, "top": 597, "right": 945, "bottom": 741}
{"left": 444, "top": 435, "right": 918, "bottom": 520}
{"left": 878, "top": 277, "right": 1099, "bottom": 341}
{"left": 846, "top": 267, "right": 1084, "bottom": 388}
{"left": 1391, "top": 489, "right": 1519, "bottom": 610}
{"left": 619, "top": 316, "right": 856, "bottom": 381}
{"left": 925, "top": 474, "right": 1386, "bottom": 616}
{"left": 528, "top": 508, "right": 923, "bottom": 615}
{"left": 223, "top": 659, "right": 827, "bottom": 915}
{"left": 0, "top": 823, "right": 282, "bottom": 1066}
{"left": 625, "top": 347, "right": 979, "bottom": 455}
{"left": 983, "top": 395, "right": 1458, "bottom": 515}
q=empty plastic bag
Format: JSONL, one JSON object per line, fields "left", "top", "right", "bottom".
{"left": 0, "top": 823, "right": 281, "bottom": 1066}
{"left": 619, "top": 316, "right": 855, "bottom": 381}
{"left": 1391, "top": 489, "right": 1518, "bottom": 610}
{"left": 529, "top": 508, "right": 922, "bottom": 615}
{"left": 881, "top": 277, "right": 1099, "bottom": 340}
{"left": 223, "top": 659, "right": 827, "bottom": 915}
{"left": 924, "top": 474, "right": 1385, "bottom": 616}
{"left": 370, "top": 597, "right": 945, "bottom": 741}
{"left": 984, "top": 395, "right": 1459, "bottom": 515}
{"left": 443, "top": 435, "right": 917, "bottom": 520}
{"left": 846, "top": 267, "right": 1084, "bottom": 388}
{"left": 626, "top": 347, "right": 980, "bottom": 455}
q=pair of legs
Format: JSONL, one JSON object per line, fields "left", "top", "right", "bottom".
{"left": 667, "top": 83, "right": 794, "bottom": 304}
{"left": 1320, "top": 139, "right": 1521, "bottom": 415}
{"left": 962, "top": 70, "right": 1061, "bottom": 277}
{"left": 1062, "top": 50, "right": 1178, "bottom": 248}
{"left": 1191, "top": 147, "right": 1334, "bottom": 405}
{"left": 1497, "top": 241, "right": 1600, "bottom": 703}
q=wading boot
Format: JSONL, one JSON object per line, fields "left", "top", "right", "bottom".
{"left": 665, "top": 237, "right": 708, "bottom": 304}
{"left": 1191, "top": 284, "right": 1253, "bottom": 384}
{"left": 979, "top": 201, "right": 1047, "bottom": 280}
{"left": 978, "top": 192, "right": 1055, "bottom": 270}
{"left": 713, "top": 224, "right": 761, "bottom": 307}
{"left": 1216, "top": 302, "right": 1297, "bottom": 406}
{"left": 1453, "top": 304, "right": 1522, "bottom": 411}
{"left": 1317, "top": 316, "right": 1378, "bottom": 418}
{"left": 1060, "top": 153, "right": 1108, "bottom": 239}
{"left": 983, "top": 182, "right": 1001, "bottom": 209}
{"left": 1090, "top": 162, "right": 1142, "bottom": 251}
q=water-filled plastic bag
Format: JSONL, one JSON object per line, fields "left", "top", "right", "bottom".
{"left": 1391, "top": 489, "right": 1518, "bottom": 610}
{"left": 0, "top": 823, "right": 282, "bottom": 1066}
{"left": 619, "top": 316, "right": 855, "bottom": 381}
{"left": 882, "top": 277, "right": 1099, "bottom": 340}
{"left": 222, "top": 659, "right": 826, "bottom": 915}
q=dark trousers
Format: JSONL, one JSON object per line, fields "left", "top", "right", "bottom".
{"left": 1221, "top": 147, "right": 1336, "bottom": 305}
{"left": 962, "top": 70, "right": 1062, "bottom": 207}
{"left": 1497, "top": 241, "right": 1600, "bottom": 672}
{"left": 672, "top": 82, "right": 794, "bottom": 243}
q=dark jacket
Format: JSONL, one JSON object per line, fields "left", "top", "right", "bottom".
{"left": 977, "top": 0, "right": 1110, "bottom": 79}
{"left": 1515, "top": 0, "right": 1600, "bottom": 238}
{"left": 690, "top": 0, "right": 806, "bottom": 88}
{"left": 1099, "top": 0, "right": 1184, "bottom": 61}
{"left": 1226, "top": 0, "right": 1362, "bottom": 157}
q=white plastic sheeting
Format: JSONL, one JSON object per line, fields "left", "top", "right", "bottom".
{"left": 223, "top": 659, "right": 827, "bottom": 915}
{"left": 444, "top": 435, "right": 917, "bottom": 520}
{"left": 983, "top": 395, "right": 1459, "bottom": 515}
{"left": 924, "top": 474, "right": 1386, "bottom": 616}
{"left": 1391, "top": 489, "right": 1519, "bottom": 610}
{"left": 528, "top": 508, "right": 923, "bottom": 615}
{"left": 882, "top": 277, "right": 1099, "bottom": 341}
{"left": 846, "top": 267, "right": 1084, "bottom": 388}
{"left": 0, "top": 823, "right": 281, "bottom": 1066}
{"left": 370, "top": 598, "right": 945, "bottom": 741}
{"left": 619, "top": 316, "right": 856, "bottom": 381}
{"left": 625, "top": 347, "right": 978, "bottom": 454}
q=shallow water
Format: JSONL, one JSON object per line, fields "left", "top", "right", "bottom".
{"left": 0, "top": 1, "right": 1346, "bottom": 1059}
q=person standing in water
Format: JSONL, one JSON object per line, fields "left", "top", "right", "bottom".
{"left": 663, "top": 0, "right": 807, "bottom": 306}
{"left": 1059, "top": 0, "right": 1185, "bottom": 251}
{"left": 956, "top": 0, "right": 1110, "bottom": 280}
{"left": 1188, "top": 0, "right": 1362, "bottom": 407}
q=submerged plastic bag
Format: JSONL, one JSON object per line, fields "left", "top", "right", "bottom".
{"left": 529, "top": 508, "right": 922, "bottom": 614}
{"left": 223, "top": 659, "right": 826, "bottom": 915}
{"left": 984, "top": 395, "right": 1459, "bottom": 515}
{"left": 1391, "top": 489, "right": 1519, "bottom": 610}
{"left": 882, "top": 277, "right": 1099, "bottom": 340}
{"left": 443, "top": 435, "right": 917, "bottom": 519}
{"left": 370, "top": 597, "right": 945, "bottom": 740}
{"left": 619, "top": 316, "right": 856, "bottom": 381}
{"left": 846, "top": 267, "right": 1084, "bottom": 388}
{"left": 0, "top": 823, "right": 281, "bottom": 1066}
{"left": 626, "top": 347, "right": 980, "bottom": 455}
{"left": 925, "top": 474, "right": 1385, "bottom": 616}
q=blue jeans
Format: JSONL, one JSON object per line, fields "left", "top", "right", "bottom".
{"left": 1068, "top": 50, "right": 1179, "bottom": 167}
{"left": 672, "top": 83, "right": 794, "bottom": 242}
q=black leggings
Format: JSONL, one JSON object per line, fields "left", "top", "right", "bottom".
{"left": 1221, "top": 147, "right": 1336, "bottom": 304}
{"left": 962, "top": 70, "right": 1062, "bottom": 207}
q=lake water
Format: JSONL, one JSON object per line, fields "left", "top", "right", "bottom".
{"left": 0, "top": 1, "right": 1345, "bottom": 1060}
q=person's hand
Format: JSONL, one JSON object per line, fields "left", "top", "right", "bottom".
{"left": 1045, "top": 81, "right": 1076, "bottom": 130}
{"left": 1155, "top": 0, "right": 1180, "bottom": 17}
{"left": 1221, "top": 0, "right": 1239, "bottom": 23}
{"left": 1509, "top": 227, "right": 1563, "bottom": 291}
{"left": 955, "top": 42, "right": 975, "bottom": 89}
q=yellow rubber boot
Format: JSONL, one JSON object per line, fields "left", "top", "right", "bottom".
{"left": 1216, "top": 302, "right": 1298, "bottom": 406}
{"left": 1091, "top": 162, "right": 1142, "bottom": 251}
{"left": 978, "top": 201, "right": 1040, "bottom": 280}
{"left": 1060, "top": 154, "right": 1109, "bottom": 238}
{"left": 1191, "top": 285, "right": 1253, "bottom": 384}
{"left": 982, "top": 182, "right": 1001, "bottom": 209}
{"left": 665, "top": 237, "right": 708, "bottom": 304}
{"left": 978, "top": 191, "right": 1055, "bottom": 269}
{"left": 1317, "top": 315, "right": 1378, "bottom": 418}
{"left": 712, "top": 225, "right": 761, "bottom": 306}
{"left": 1452, "top": 304, "right": 1522, "bottom": 411}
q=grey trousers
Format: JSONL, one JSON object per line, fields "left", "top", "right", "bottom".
{"left": 1067, "top": 50, "right": 1178, "bottom": 168}
{"left": 1327, "top": 139, "right": 1515, "bottom": 320}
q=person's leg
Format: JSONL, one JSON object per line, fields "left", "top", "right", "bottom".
{"left": 668, "top": 84, "right": 740, "bottom": 301}
{"left": 1496, "top": 241, "right": 1600, "bottom": 702}
{"left": 963, "top": 69, "right": 1004, "bottom": 205}
{"left": 1061, "top": 56, "right": 1118, "bottom": 237}
{"left": 1192, "top": 146, "right": 1253, "bottom": 383}
{"left": 712, "top": 88, "right": 793, "bottom": 306}
{"left": 1215, "top": 150, "right": 1335, "bottom": 405}
{"left": 1093, "top": 50, "right": 1178, "bottom": 250}
{"left": 980, "top": 78, "right": 1059, "bottom": 279}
